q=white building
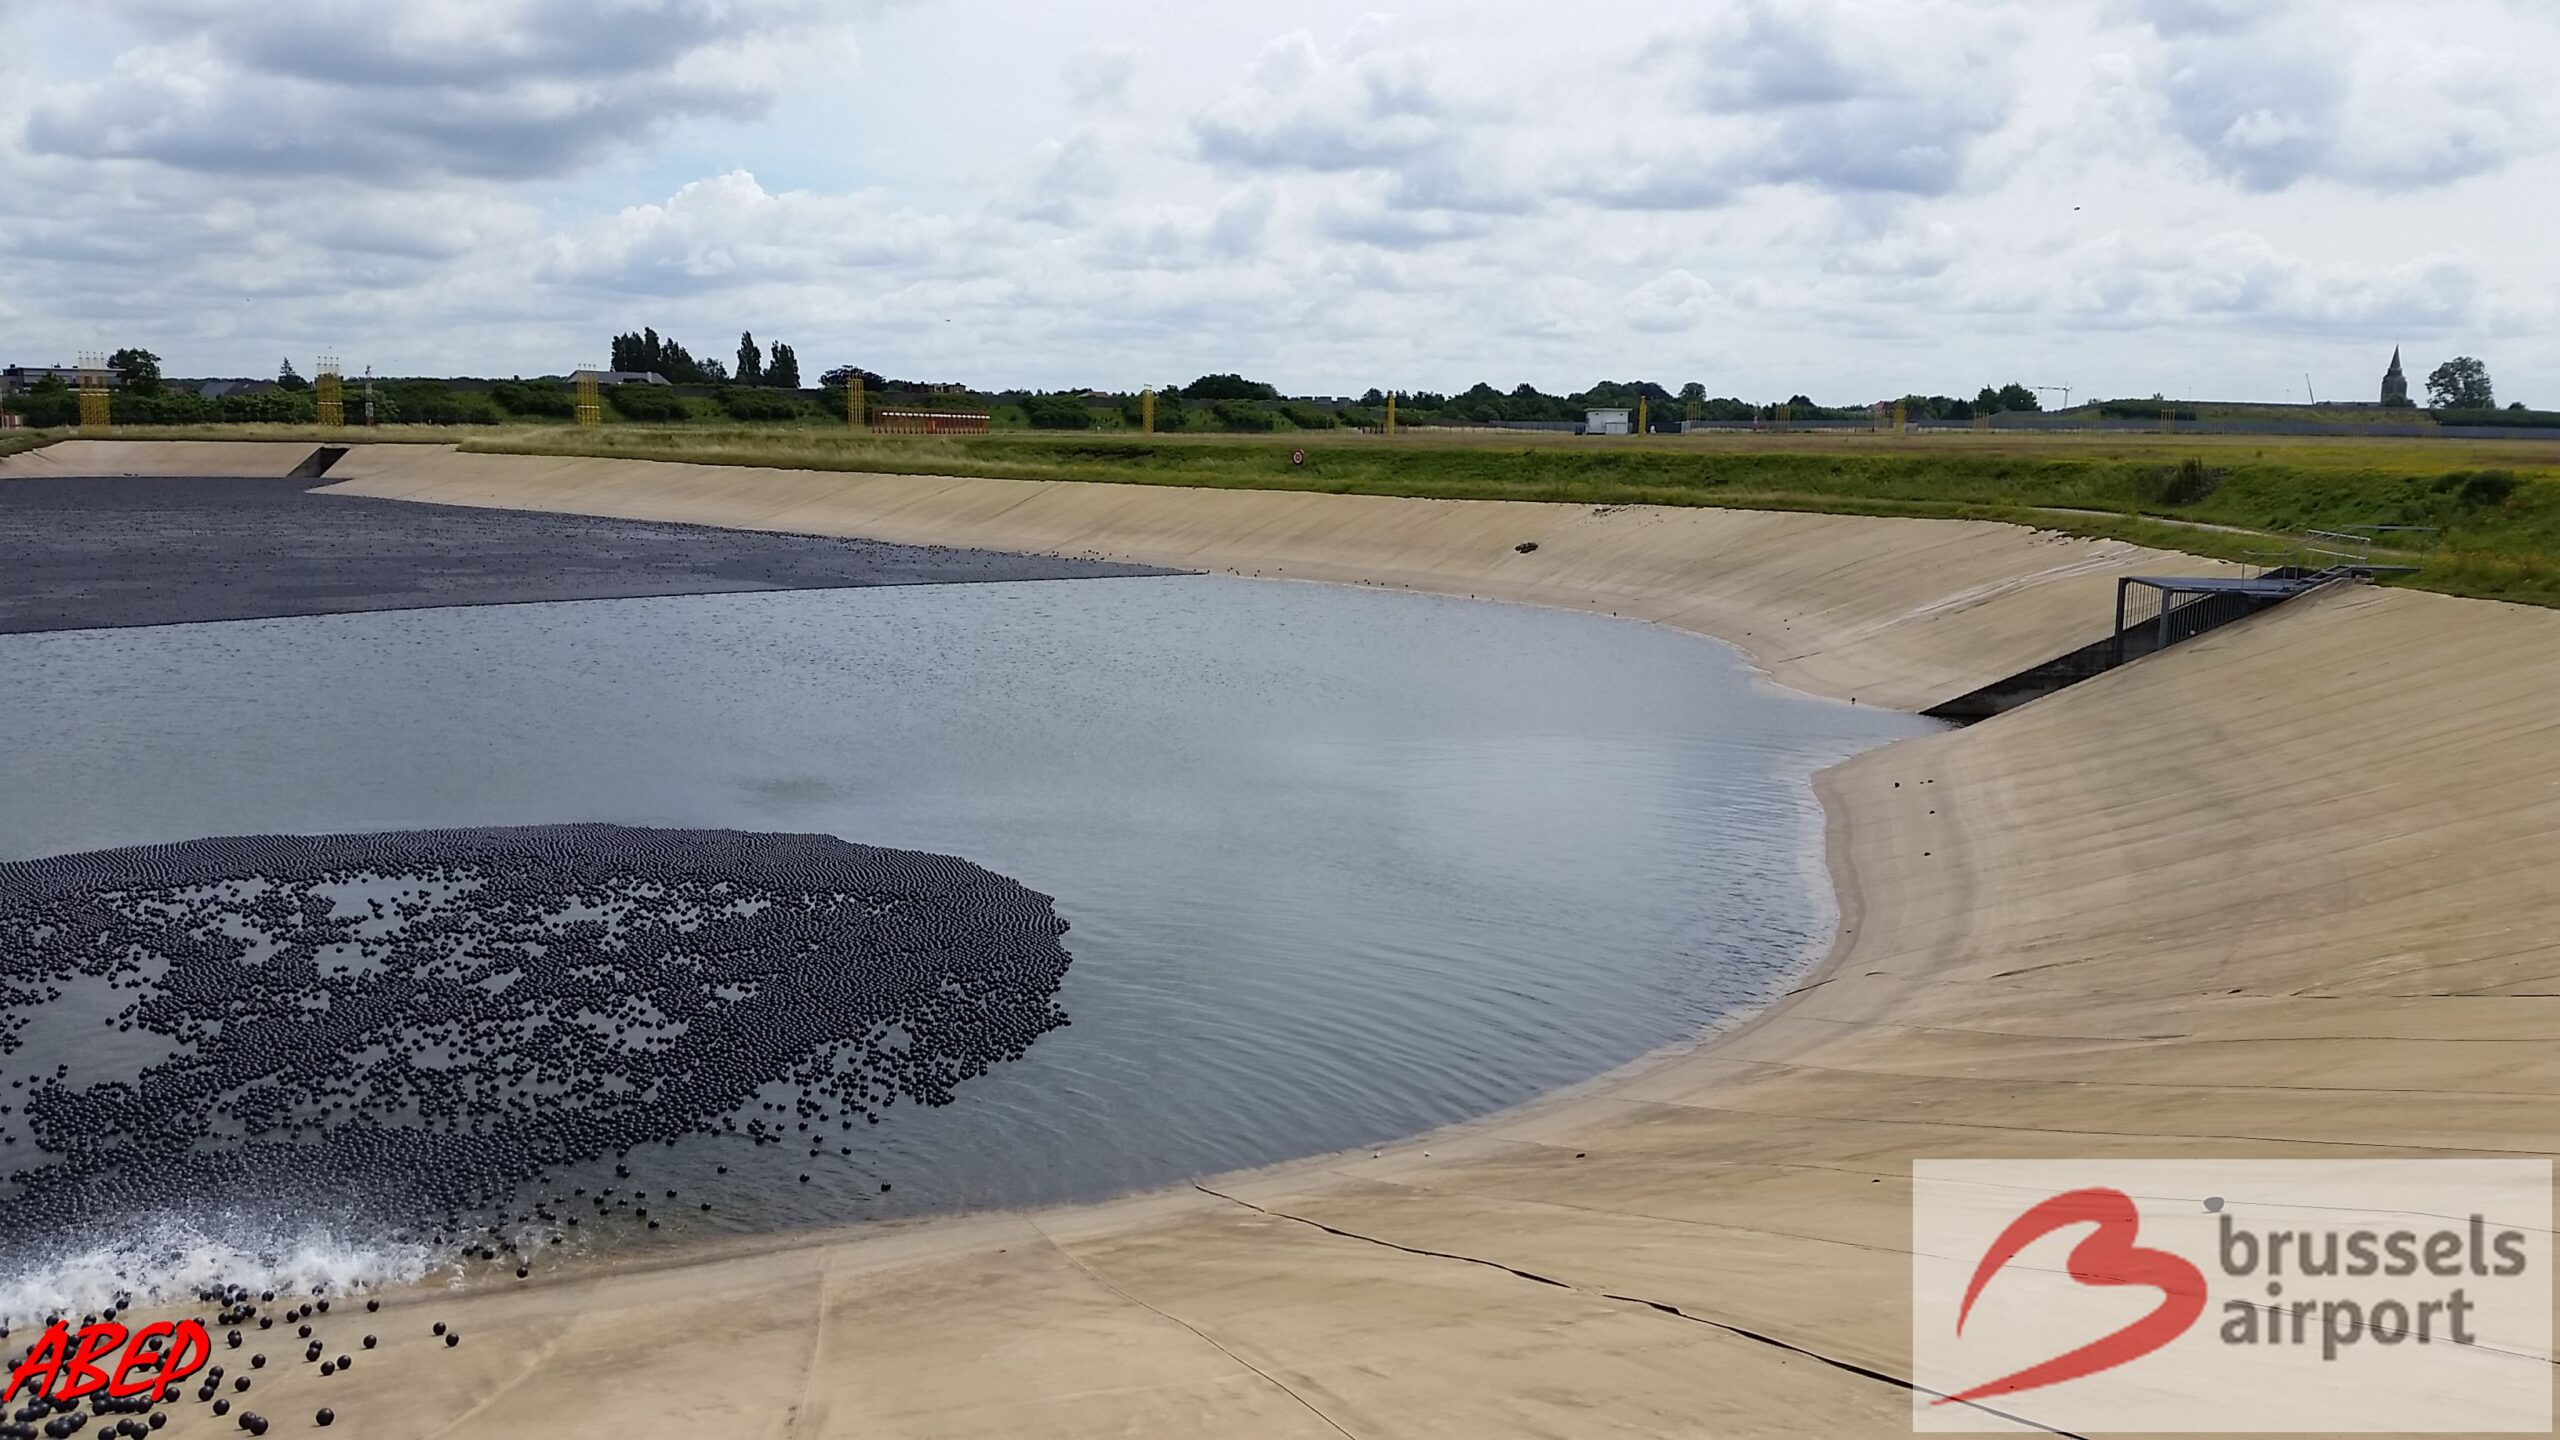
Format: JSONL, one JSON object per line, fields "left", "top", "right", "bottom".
{"left": 2, "top": 364, "right": 122, "bottom": 395}
{"left": 1583, "top": 407, "right": 1632, "bottom": 436}
{"left": 570, "top": 369, "right": 675, "bottom": 387}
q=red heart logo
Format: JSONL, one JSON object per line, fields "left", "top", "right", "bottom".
{"left": 1936, "top": 1186, "right": 2207, "bottom": 1406}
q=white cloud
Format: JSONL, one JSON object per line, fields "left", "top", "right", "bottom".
{"left": 1065, "top": 44, "right": 1140, "bottom": 113}
{"left": 1192, "top": 27, "right": 1460, "bottom": 175}
{"left": 22, "top": 0, "right": 862, "bottom": 180}
{"left": 540, "top": 172, "right": 981, "bottom": 296}
{"left": 0, "top": 0, "right": 2553, "bottom": 405}
{"left": 1624, "top": 270, "right": 1726, "bottom": 334}
{"left": 1674, "top": 0, "right": 2023, "bottom": 198}
{"left": 2138, "top": 0, "right": 2554, "bottom": 191}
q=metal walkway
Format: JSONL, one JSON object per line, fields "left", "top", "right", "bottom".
{"left": 1927, "top": 565, "right": 2391, "bottom": 722}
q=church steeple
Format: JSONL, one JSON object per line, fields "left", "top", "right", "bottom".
{"left": 2381, "top": 347, "right": 2410, "bottom": 407}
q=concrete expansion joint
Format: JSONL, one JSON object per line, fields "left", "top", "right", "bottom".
{"left": 1189, "top": 1184, "right": 2095, "bottom": 1440}
{"left": 1024, "top": 1209, "right": 1364, "bottom": 1440}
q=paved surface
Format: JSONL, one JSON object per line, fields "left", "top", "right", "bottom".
{"left": 0, "top": 473, "right": 1177, "bottom": 634}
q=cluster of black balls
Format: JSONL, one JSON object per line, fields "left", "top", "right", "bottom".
{"left": 0, "top": 824, "right": 1076, "bottom": 1250}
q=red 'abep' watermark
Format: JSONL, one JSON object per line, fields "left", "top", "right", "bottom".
{"left": 3, "top": 1319, "right": 211, "bottom": 1407}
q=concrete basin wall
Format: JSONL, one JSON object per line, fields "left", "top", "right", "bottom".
{"left": 10, "top": 439, "right": 2555, "bottom": 1438}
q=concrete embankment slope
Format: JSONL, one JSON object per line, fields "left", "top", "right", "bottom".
{"left": 324, "top": 580, "right": 2559, "bottom": 1440}
{"left": 0, "top": 438, "right": 334, "bottom": 477}
{"left": 20, "top": 441, "right": 2560, "bottom": 1435}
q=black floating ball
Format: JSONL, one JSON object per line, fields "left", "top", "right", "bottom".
{"left": 0, "top": 824, "right": 1075, "bottom": 1282}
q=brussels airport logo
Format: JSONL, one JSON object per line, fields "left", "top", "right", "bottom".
{"left": 1911, "top": 1161, "right": 2552, "bottom": 1433}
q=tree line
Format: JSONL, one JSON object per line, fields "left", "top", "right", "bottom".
{"left": 607, "top": 328, "right": 801, "bottom": 388}
{"left": 7, "top": 342, "right": 2528, "bottom": 432}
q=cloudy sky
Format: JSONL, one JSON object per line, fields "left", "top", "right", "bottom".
{"left": 1, "top": 0, "right": 2552, "bottom": 403}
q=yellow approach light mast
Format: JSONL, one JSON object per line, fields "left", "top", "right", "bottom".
{"left": 1141, "top": 388, "right": 1154, "bottom": 435}
{"left": 848, "top": 372, "right": 866, "bottom": 432}
{"left": 316, "top": 356, "right": 343, "bottom": 429}
{"left": 76, "top": 352, "right": 111, "bottom": 430}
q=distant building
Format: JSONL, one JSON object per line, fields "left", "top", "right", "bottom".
{"left": 2, "top": 364, "right": 122, "bottom": 395}
{"left": 570, "top": 369, "right": 674, "bottom": 387}
{"left": 1583, "top": 407, "right": 1632, "bottom": 436}
{"left": 194, "top": 379, "right": 278, "bottom": 400}
{"left": 2381, "top": 348, "right": 2410, "bottom": 407}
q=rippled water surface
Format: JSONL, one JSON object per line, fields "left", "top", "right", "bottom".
{"left": 0, "top": 574, "right": 1932, "bottom": 1263}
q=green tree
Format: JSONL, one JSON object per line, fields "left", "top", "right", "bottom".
{"left": 489, "top": 380, "right": 576, "bottom": 418}
{"left": 110, "top": 389, "right": 214, "bottom": 425}
{"left": 219, "top": 387, "right": 316, "bottom": 423}
{"left": 735, "top": 332, "right": 763, "bottom": 386}
{"left": 765, "top": 341, "right": 801, "bottom": 389}
{"left": 715, "top": 388, "right": 807, "bottom": 420}
{"left": 2426, "top": 356, "right": 2493, "bottom": 410}
{"left": 1209, "top": 398, "right": 1277, "bottom": 430}
{"left": 1975, "top": 383, "right": 2039, "bottom": 415}
{"left": 606, "top": 384, "right": 690, "bottom": 421}
{"left": 1023, "top": 393, "right": 1097, "bottom": 429}
{"left": 1181, "top": 373, "right": 1277, "bottom": 401}
{"left": 610, "top": 327, "right": 717, "bottom": 384}
{"left": 108, "top": 347, "right": 163, "bottom": 396}
{"left": 5, "top": 372, "right": 77, "bottom": 427}
{"left": 1122, "top": 384, "right": 1186, "bottom": 429}
{"left": 276, "top": 358, "right": 309, "bottom": 392}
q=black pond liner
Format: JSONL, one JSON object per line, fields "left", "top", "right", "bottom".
{"left": 0, "top": 824, "right": 1073, "bottom": 1244}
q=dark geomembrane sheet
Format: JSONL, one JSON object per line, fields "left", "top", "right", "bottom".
{"left": 0, "top": 475, "right": 1178, "bottom": 634}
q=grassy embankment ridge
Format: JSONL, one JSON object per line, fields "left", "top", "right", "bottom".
{"left": 469, "top": 425, "right": 2560, "bottom": 604}
{"left": 16, "top": 423, "right": 2560, "bottom": 603}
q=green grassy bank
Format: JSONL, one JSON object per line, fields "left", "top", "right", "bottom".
{"left": 13, "top": 424, "right": 2560, "bottom": 604}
